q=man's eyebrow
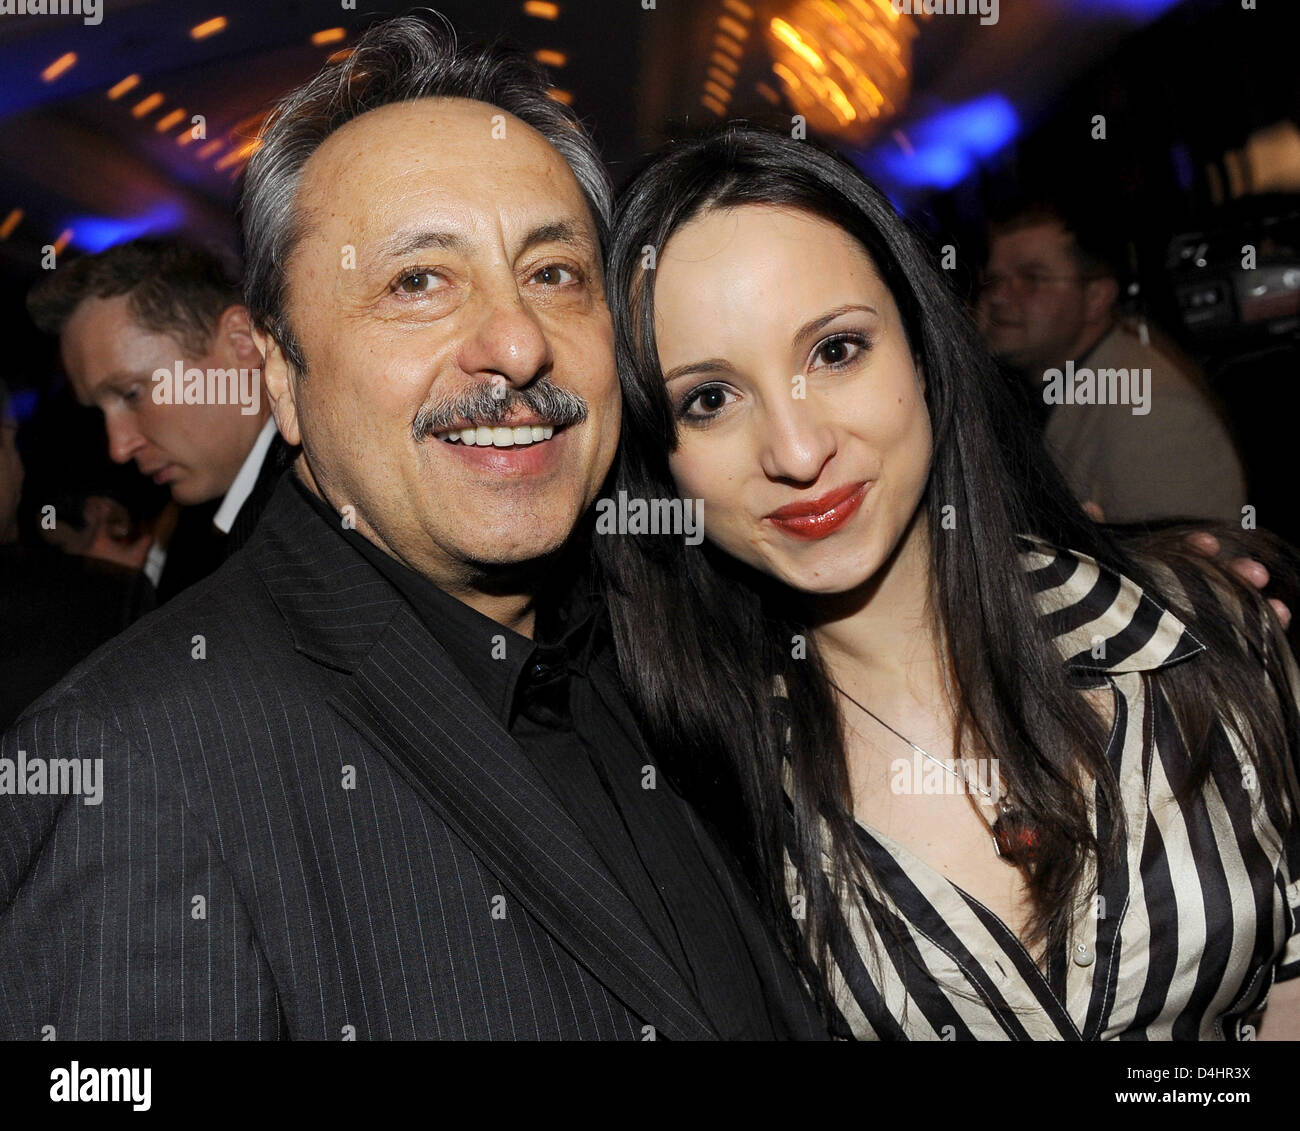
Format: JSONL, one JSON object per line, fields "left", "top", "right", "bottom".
{"left": 76, "top": 376, "right": 127, "bottom": 407}
{"left": 515, "top": 219, "right": 596, "bottom": 259}
{"left": 374, "top": 228, "right": 468, "bottom": 262}
{"left": 369, "top": 219, "right": 595, "bottom": 267}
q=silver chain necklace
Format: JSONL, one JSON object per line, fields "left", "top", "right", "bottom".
{"left": 830, "top": 681, "right": 1039, "bottom": 866}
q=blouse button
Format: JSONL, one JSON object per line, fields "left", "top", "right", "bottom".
{"left": 1072, "top": 942, "right": 1095, "bottom": 968}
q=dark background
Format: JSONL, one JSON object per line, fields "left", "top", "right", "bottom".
{"left": 2, "top": 0, "right": 1296, "bottom": 539}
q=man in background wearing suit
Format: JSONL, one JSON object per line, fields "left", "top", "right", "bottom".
{"left": 26, "top": 238, "right": 290, "bottom": 599}
{"left": 0, "top": 15, "right": 826, "bottom": 1041}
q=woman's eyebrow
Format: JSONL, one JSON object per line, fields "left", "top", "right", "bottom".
{"left": 661, "top": 302, "right": 881, "bottom": 383}
{"left": 662, "top": 358, "right": 734, "bottom": 384}
{"left": 793, "top": 303, "right": 878, "bottom": 347}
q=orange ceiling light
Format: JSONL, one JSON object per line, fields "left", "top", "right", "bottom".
{"left": 196, "top": 139, "right": 224, "bottom": 160}
{"left": 701, "top": 94, "right": 728, "bottom": 117}
{"left": 107, "top": 74, "right": 140, "bottom": 100}
{"left": 0, "top": 209, "right": 23, "bottom": 241}
{"left": 132, "top": 92, "right": 165, "bottom": 119}
{"left": 709, "top": 51, "right": 739, "bottom": 74}
{"left": 534, "top": 49, "right": 567, "bottom": 67}
{"left": 546, "top": 89, "right": 574, "bottom": 106}
{"left": 52, "top": 229, "right": 74, "bottom": 256}
{"left": 41, "top": 53, "right": 77, "bottom": 82}
{"left": 190, "top": 17, "right": 227, "bottom": 40}
{"left": 717, "top": 16, "right": 749, "bottom": 41}
{"left": 155, "top": 108, "right": 186, "bottom": 133}
{"left": 523, "top": 1, "right": 560, "bottom": 18}
{"left": 713, "top": 34, "right": 743, "bottom": 58}
{"left": 765, "top": 0, "right": 917, "bottom": 145}
{"left": 707, "top": 67, "right": 736, "bottom": 90}
{"left": 311, "top": 28, "right": 346, "bottom": 46}
{"left": 215, "top": 137, "right": 261, "bottom": 171}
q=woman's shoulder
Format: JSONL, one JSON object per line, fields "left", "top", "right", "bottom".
{"left": 1014, "top": 534, "right": 1208, "bottom": 676}
{"left": 1019, "top": 530, "right": 1294, "bottom": 668}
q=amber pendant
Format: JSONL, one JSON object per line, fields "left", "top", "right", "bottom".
{"left": 992, "top": 809, "right": 1039, "bottom": 867}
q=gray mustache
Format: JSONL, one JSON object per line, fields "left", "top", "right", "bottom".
{"left": 412, "top": 378, "right": 589, "bottom": 441}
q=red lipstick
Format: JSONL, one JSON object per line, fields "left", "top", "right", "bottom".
{"left": 766, "top": 481, "right": 870, "bottom": 541}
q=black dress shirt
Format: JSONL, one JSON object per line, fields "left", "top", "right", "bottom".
{"left": 291, "top": 475, "right": 811, "bottom": 1039}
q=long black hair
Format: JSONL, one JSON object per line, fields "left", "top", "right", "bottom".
{"left": 597, "top": 125, "right": 1300, "bottom": 1019}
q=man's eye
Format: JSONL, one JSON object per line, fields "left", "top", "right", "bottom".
{"left": 121, "top": 386, "right": 141, "bottom": 404}
{"left": 532, "top": 264, "right": 577, "bottom": 286}
{"left": 396, "top": 271, "right": 441, "bottom": 294}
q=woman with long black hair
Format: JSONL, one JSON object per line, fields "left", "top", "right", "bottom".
{"left": 598, "top": 125, "right": 1300, "bottom": 1040}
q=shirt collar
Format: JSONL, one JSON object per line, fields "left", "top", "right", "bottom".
{"left": 213, "top": 416, "right": 279, "bottom": 534}
{"left": 287, "top": 472, "right": 600, "bottom": 726}
{"left": 1017, "top": 535, "right": 1205, "bottom": 674}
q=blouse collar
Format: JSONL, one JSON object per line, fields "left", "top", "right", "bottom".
{"left": 1017, "top": 535, "right": 1205, "bottom": 674}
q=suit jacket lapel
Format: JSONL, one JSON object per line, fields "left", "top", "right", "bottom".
{"left": 250, "top": 480, "right": 715, "bottom": 1040}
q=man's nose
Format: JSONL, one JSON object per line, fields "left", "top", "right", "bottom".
{"left": 981, "top": 277, "right": 1010, "bottom": 308}
{"left": 105, "top": 414, "right": 146, "bottom": 465}
{"left": 758, "top": 397, "right": 837, "bottom": 485}
{"left": 458, "top": 287, "right": 553, "bottom": 387}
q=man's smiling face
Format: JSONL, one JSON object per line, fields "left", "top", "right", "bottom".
{"left": 259, "top": 97, "right": 620, "bottom": 594}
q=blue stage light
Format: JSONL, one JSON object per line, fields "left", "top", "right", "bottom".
{"left": 61, "top": 202, "right": 185, "bottom": 253}
{"left": 871, "top": 94, "right": 1020, "bottom": 190}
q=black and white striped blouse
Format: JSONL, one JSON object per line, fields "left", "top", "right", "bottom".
{"left": 783, "top": 538, "right": 1300, "bottom": 1040}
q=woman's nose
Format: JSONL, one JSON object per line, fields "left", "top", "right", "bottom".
{"left": 757, "top": 399, "right": 837, "bottom": 484}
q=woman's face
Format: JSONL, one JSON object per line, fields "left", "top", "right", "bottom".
{"left": 652, "top": 204, "right": 933, "bottom": 596}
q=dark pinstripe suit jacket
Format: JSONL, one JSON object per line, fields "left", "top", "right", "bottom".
{"left": 0, "top": 479, "right": 826, "bottom": 1040}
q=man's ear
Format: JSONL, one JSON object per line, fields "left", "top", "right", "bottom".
{"left": 216, "top": 304, "right": 261, "bottom": 368}
{"left": 250, "top": 324, "right": 302, "bottom": 447}
{"left": 1082, "top": 275, "right": 1119, "bottom": 325}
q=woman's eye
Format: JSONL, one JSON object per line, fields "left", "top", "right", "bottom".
{"left": 396, "top": 271, "right": 440, "bottom": 294}
{"left": 121, "top": 386, "right": 141, "bottom": 404}
{"left": 532, "top": 264, "right": 577, "bottom": 286}
{"left": 813, "top": 334, "right": 867, "bottom": 369}
{"left": 680, "top": 384, "right": 735, "bottom": 419}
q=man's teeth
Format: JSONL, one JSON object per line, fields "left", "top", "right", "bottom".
{"left": 440, "top": 424, "right": 556, "bottom": 446}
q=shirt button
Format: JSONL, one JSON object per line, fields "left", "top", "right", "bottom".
{"left": 1072, "top": 942, "right": 1095, "bottom": 967}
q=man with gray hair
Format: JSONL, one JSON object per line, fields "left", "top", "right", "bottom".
{"left": 0, "top": 13, "right": 826, "bottom": 1041}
